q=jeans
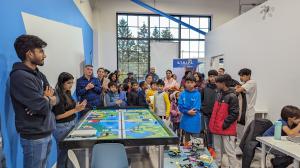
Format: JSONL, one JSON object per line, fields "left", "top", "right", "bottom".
{"left": 53, "top": 120, "right": 76, "bottom": 168}
{"left": 203, "top": 115, "right": 214, "bottom": 147}
{"left": 20, "top": 135, "right": 52, "bottom": 168}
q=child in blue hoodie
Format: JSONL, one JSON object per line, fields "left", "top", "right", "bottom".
{"left": 105, "top": 82, "right": 126, "bottom": 107}
{"left": 178, "top": 74, "right": 202, "bottom": 146}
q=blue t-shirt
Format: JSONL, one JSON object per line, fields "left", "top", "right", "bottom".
{"left": 263, "top": 119, "right": 287, "bottom": 136}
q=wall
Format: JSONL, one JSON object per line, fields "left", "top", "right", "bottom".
{"left": 0, "top": 0, "right": 93, "bottom": 167}
{"left": 93, "top": 0, "right": 240, "bottom": 70}
{"left": 206, "top": 0, "right": 300, "bottom": 121}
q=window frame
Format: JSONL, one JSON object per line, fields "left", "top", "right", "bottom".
{"left": 116, "top": 13, "right": 212, "bottom": 80}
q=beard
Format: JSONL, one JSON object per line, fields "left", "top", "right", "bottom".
{"left": 30, "top": 58, "right": 44, "bottom": 66}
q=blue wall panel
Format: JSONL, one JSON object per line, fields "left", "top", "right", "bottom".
{"left": 0, "top": 0, "right": 93, "bottom": 167}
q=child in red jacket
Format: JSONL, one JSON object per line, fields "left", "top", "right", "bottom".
{"left": 209, "top": 74, "right": 239, "bottom": 168}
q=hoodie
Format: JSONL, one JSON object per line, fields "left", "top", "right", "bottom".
{"left": 201, "top": 83, "right": 217, "bottom": 117}
{"left": 10, "top": 62, "right": 55, "bottom": 140}
{"left": 104, "top": 91, "right": 126, "bottom": 107}
{"left": 178, "top": 89, "right": 202, "bottom": 133}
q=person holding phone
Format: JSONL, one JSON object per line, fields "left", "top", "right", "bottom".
{"left": 53, "top": 72, "right": 87, "bottom": 168}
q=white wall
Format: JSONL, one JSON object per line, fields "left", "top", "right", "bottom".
{"left": 22, "top": 12, "right": 85, "bottom": 92}
{"left": 206, "top": 0, "right": 300, "bottom": 121}
{"left": 93, "top": 0, "right": 240, "bottom": 70}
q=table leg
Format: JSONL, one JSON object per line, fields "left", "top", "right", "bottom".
{"left": 294, "top": 159, "right": 300, "bottom": 168}
{"left": 85, "top": 148, "right": 89, "bottom": 168}
{"left": 261, "top": 144, "right": 266, "bottom": 168}
{"left": 158, "top": 145, "right": 164, "bottom": 168}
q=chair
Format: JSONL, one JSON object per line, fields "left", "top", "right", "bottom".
{"left": 92, "top": 143, "right": 129, "bottom": 168}
{"left": 239, "top": 119, "right": 273, "bottom": 168}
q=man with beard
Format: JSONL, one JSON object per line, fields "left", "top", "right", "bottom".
{"left": 10, "top": 35, "right": 57, "bottom": 168}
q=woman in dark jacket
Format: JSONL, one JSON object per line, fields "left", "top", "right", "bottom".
{"left": 53, "top": 72, "right": 87, "bottom": 168}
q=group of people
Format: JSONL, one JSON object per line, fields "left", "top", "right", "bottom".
{"left": 9, "top": 34, "right": 300, "bottom": 168}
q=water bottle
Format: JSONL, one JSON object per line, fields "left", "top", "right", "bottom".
{"left": 274, "top": 120, "right": 282, "bottom": 140}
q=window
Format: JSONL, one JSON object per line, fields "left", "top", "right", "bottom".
{"left": 117, "top": 13, "right": 211, "bottom": 81}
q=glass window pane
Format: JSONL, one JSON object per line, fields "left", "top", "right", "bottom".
{"left": 199, "top": 52, "right": 205, "bottom": 58}
{"left": 128, "top": 62, "right": 139, "bottom": 75}
{"left": 118, "top": 15, "right": 127, "bottom": 24}
{"left": 128, "top": 15, "right": 138, "bottom": 26}
{"left": 170, "top": 17, "right": 179, "bottom": 28}
{"left": 138, "top": 40, "right": 149, "bottom": 52}
{"left": 190, "top": 41, "right": 199, "bottom": 52}
{"left": 190, "top": 17, "right": 199, "bottom": 28}
{"left": 137, "top": 26, "right": 149, "bottom": 38}
{"left": 201, "top": 28, "right": 209, "bottom": 33}
{"left": 119, "top": 63, "right": 128, "bottom": 74}
{"left": 150, "top": 16, "right": 159, "bottom": 27}
{"left": 170, "top": 28, "right": 178, "bottom": 39}
{"left": 181, "top": 17, "right": 189, "bottom": 24}
{"left": 200, "top": 34, "right": 205, "bottom": 40}
{"left": 181, "top": 41, "right": 189, "bottom": 52}
{"left": 160, "top": 17, "right": 169, "bottom": 27}
{"left": 181, "top": 28, "right": 189, "bottom": 39}
{"left": 190, "top": 30, "right": 200, "bottom": 39}
{"left": 190, "top": 52, "right": 199, "bottom": 58}
{"left": 139, "top": 16, "right": 148, "bottom": 27}
{"left": 200, "top": 17, "right": 209, "bottom": 28}
{"left": 138, "top": 52, "right": 148, "bottom": 63}
{"left": 181, "top": 51, "right": 189, "bottom": 58}
{"left": 199, "top": 41, "right": 205, "bottom": 52}
{"left": 128, "top": 51, "right": 138, "bottom": 62}
{"left": 129, "top": 27, "right": 138, "bottom": 38}
{"left": 138, "top": 64, "right": 148, "bottom": 77}
{"left": 150, "top": 27, "right": 160, "bottom": 38}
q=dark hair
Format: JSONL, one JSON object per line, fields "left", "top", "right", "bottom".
{"left": 183, "top": 70, "right": 192, "bottom": 79}
{"left": 55, "top": 72, "right": 75, "bottom": 105}
{"left": 215, "top": 74, "right": 232, "bottom": 87}
{"left": 131, "top": 81, "right": 138, "bottom": 86}
{"left": 97, "top": 67, "right": 105, "bottom": 72}
{"left": 185, "top": 74, "right": 196, "bottom": 82}
{"left": 281, "top": 105, "right": 300, "bottom": 121}
{"left": 219, "top": 68, "right": 225, "bottom": 72}
{"left": 123, "top": 83, "right": 129, "bottom": 91}
{"left": 108, "top": 81, "right": 118, "bottom": 88}
{"left": 139, "top": 81, "right": 146, "bottom": 88}
{"left": 238, "top": 68, "right": 252, "bottom": 76}
{"left": 193, "top": 72, "right": 203, "bottom": 82}
{"left": 150, "top": 81, "right": 157, "bottom": 86}
{"left": 104, "top": 69, "right": 110, "bottom": 74}
{"left": 166, "top": 70, "right": 173, "bottom": 74}
{"left": 14, "top": 35, "right": 47, "bottom": 61}
{"left": 108, "top": 73, "right": 118, "bottom": 82}
{"left": 85, "top": 64, "right": 93, "bottom": 68}
{"left": 157, "top": 79, "right": 165, "bottom": 86}
{"left": 145, "top": 74, "right": 153, "bottom": 80}
{"left": 208, "top": 70, "right": 218, "bottom": 76}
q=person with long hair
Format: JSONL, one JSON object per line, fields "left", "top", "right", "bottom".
{"left": 53, "top": 72, "right": 87, "bottom": 168}
{"left": 193, "top": 72, "right": 205, "bottom": 93}
{"left": 108, "top": 72, "right": 119, "bottom": 85}
{"left": 164, "top": 70, "right": 179, "bottom": 92}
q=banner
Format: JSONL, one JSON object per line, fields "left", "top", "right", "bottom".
{"left": 173, "top": 59, "right": 199, "bottom": 68}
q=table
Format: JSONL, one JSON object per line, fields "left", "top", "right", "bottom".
{"left": 257, "top": 136, "right": 300, "bottom": 168}
{"left": 61, "top": 107, "right": 178, "bottom": 168}
{"left": 164, "top": 146, "right": 218, "bottom": 168}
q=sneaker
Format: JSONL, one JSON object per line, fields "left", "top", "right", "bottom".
{"left": 208, "top": 147, "right": 216, "bottom": 159}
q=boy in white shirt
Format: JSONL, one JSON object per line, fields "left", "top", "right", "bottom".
{"left": 235, "top": 68, "right": 257, "bottom": 133}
